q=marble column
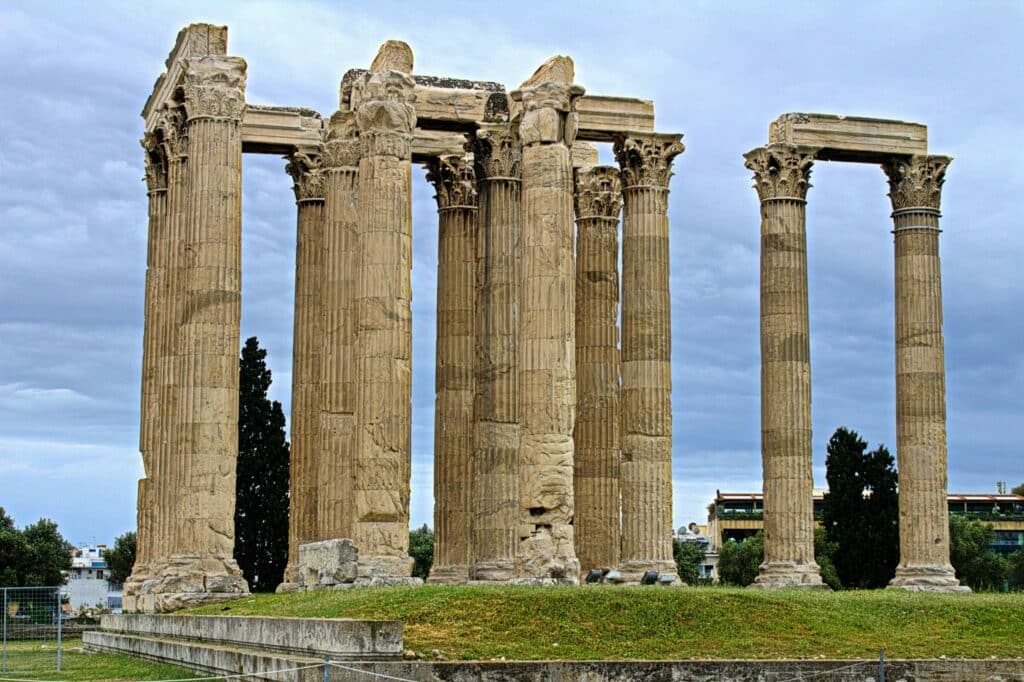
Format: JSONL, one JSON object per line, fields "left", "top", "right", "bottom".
{"left": 282, "top": 150, "right": 325, "bottom": 582}
{"left": 614, "top": 134, "right": 684, "bottom": 583}
{"left": 511, "top": 76, "right": 584, "bottom": 582}
{"left": 470, "top": 123, "right": 522, "bottom": 581}
{"left": 426, "top": 154, "right": 478, "bottom": 584}
{"left": 166, "top": 55, "right": 250, "bottom": 607}
{"left": 572, "top": 166, "right": 623, "bottom": 574}
{"left": 136, "top": 135, "right": 169, "bottom": 574}
{"left": 351, "top": 48, "right": 416, "bottom": 578}
{"left": 317, "top": 111, "right": 361, "bottom": 545}
{"left": 884, "top": 155, "right": 968, "bottom": 592}
{"left": 743, "top": 144, "right": 825, "bottom": 589}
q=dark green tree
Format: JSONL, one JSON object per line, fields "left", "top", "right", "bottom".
{"left": 1012, "top": 483, "right": 1024, "bottom": 497}
{"left": 673, "top": 539, "right": 707, "bottom": 585}
{"left": 0, "top": 507, "right": 29, "bottom": 585}
{"left": 105, "top": 531, "right": 136, "bottom": 586}
{"left": 949, "top": 515, "right": 1009, "bottom": 592}
{"left": 1007, "top": 551, "right": 1024, "bottom": 591}
{"left": 821, "top": 427, "right": 899, "bottom": 589}
{"left": 717, "top": 534, "right": 763, "bottom": 586}
{"left": 235, "top": 336, "right": 291, "bottom": 592}
{"left": 410, "top": 524, "right": 434, "bottom": 580}
{"left": 19, "top": 518, "right": 72, "bottom": 586}
{"left": 813, "top": 526, "right": 842, "bottom": 591}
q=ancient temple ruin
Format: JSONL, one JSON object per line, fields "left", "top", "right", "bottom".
{"left": 126, "top": 24, "right": 684, "bottom": 611}
{"left": 745, "top": 115, "right": 967, "bottom": 591}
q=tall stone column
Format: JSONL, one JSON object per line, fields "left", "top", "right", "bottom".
{"left": 317, "top": 111, "right": 361, "bottom": 544}
{"left": 743, "top": 144, "right": 825, "bottom": 589}
{"left": 135, "top": 136, "right": 169, "bottom": 574}
{"left": 351, "top": 45, "right": 416, "bottom": 578}
{"left": 511, "top": 73, "right": 584, "bottom": 582}
{"left": 426, "top": 154, "right": 478, "bottom": 584}
{"left": 470, "top": 123, "right": 522, "bottom": 581}
{"left": 162, "top": 55, "right": 250, "bottom": 609}
{"left": 573, "top": 166, "right": 622, "bottom": 574}
{"left": 614, "top": 134, "right": 684, "bottom": 583}
{"left": 884, "top": 155, "right": 968, "bottom": 592}
{"left": 282, "top": 151, "right": 325, "bottom": 582}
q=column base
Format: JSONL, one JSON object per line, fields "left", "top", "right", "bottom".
{"left": 749, "top": 560, "right": 829, "bottom": 590}
{"left": 123, "top": 554, "right": 249, "bottom": 612}
{"left": 471, "top": 560, "right": 518, "bottom": 582}
{"left": 611, "top": 560, "right": 681, "bottom": 585}
{"left": 888, "top": 563, "right": 971, "bottom": 592}
{"left": 426, "top": 564, "right": 470, "bottom": 584}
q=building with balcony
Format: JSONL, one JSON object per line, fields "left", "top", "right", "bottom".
{"left": 706, "top": 490, "right": 1024, "bottom": 557}
{"left": 63, "top": 545, "right": 122, "bottom": 612}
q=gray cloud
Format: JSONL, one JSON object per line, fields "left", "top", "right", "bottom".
{"left": 1, "top": 1, "right": 1021, "bottom": 546}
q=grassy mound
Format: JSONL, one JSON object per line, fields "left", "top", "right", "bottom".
{"left": 186, "top": 585, "right": 1024, "bottom": 661}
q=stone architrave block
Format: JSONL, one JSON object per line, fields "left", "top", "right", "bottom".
{"left": 298, "top": 539, "right": 359, "bottom": 587}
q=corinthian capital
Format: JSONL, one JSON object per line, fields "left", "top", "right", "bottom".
{"left": 743, "top": 144, "right": 816, "bottom": 201}
{"left": 141, "top": 135, "right": 168, "bottom": 193}
{"left": 883, "top": 155, "right": 952, "bottom": 212}
{"left": 154, "top": 103, "right": 188, "bottom": 160}
{"left": 615, "top": 133, "right": 685, "bottom": 189}
{"left": 285, "top": 152, "right": 325, "bottom": 203}
{"left": 426, "top": 155, "right": 478, "bottom": 210}
{"left": 182, "top": 56, "right": 247, "bottom": 121}
{"left": 512, "top": 81, "right": 585, "bottom": 146}
{"left": 574, "top": 166, "right": 622, "bottom": 220}
{"left": 472, "top": 124, "right": 521, "bottom": 180}
{"left": 354, "top": 70, "right": 416, "bottom": 158}
{"left": 322, "top": 110, "right": 360, "bottom": 169}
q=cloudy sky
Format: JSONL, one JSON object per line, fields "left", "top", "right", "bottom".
{"left": 1, "top": 1, "right": 1021, "bottom": 548}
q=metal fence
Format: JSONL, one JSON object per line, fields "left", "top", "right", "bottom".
{"left": 1, "top": 586, "right": 63, "bottom": 674}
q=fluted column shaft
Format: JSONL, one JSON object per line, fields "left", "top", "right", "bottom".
{"left": 136, "top": 142, "right": 168, "bottom": 571}
{"left": 744, "top": 144, "right": 824, "bottom": 589}
{"left": 573, "top": 166, "right": 622, "bottom": 573}
{"left": 884, "top": 155, "right": 966, "bottom": 591}
{"left": 427, "top": 155, "right": 478, "bottom": 583}
{"left": 317, "top": 113, "right": 361, "bottom": 546}
{"left": 615, "top": 135, "right": 684, "bottom": 581}
{"left": 511, "top": 81, "right": 584, "bottom": 582}
{"left": 470, "top": 125, "right": 522, "bottom": 581}
{"left": 169, "top": 57, "right": 249, "bottom": 598}
{"left": 351, "top": 68, "right": 416, "bottom": 576}
{"left": 283, "top": 153, "right": 325, "bottom": 578}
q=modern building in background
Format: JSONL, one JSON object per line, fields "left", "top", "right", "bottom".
{"left": 64, "top": 545, "right": 122, "bottom": 612}
{"left": 706, "top": 490, "right": 1024, "bottom": 557}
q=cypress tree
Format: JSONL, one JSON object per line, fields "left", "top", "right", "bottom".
{"left": 235, "top": 337, "right": 291, "bottom": 592}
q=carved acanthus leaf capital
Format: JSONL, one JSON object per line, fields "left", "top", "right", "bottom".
{"left": 182, "top": 56, "right": 247, "bottom": 121}
{"left": 354, "top": 70, "right": 416, "bottom": 158}
{"left": 141, "top": 134, "right": 168, "bottom": 193}
{"left": 322, "top": 110, "right": 360, "bottom": 169}
{"left": 285, "top": 152, "right": 325, "bottom": 202}
{"left": 472, "top": 124, "right": 521, "bottom": 180}
{"left": 883, "top": 155, "right": 951, "bottom": 212}
{"left": 574, "top": 166, "right": 622, "bottom": 220}
{"left": 154, "top": 104, "right": 188, "bottom": 160}
{"left": 427, "top": 154, "right": 478, "bottom": 210}
{"left": 512, "top": 81, "right": 585, "bottom": 146}
{"left": 615, "top": 133, "right": 685, "bottom": 189}
{"left": 743, "top": 144, "right": 816, "bottom": 201}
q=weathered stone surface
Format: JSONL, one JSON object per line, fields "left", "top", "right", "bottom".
{"left": 427, "top": 154, "right": 477, "bottom": 584}
{"left": 615, "top": 134, "right": 684, "bottom": 584}
{"left": 573, "top": 166, "right": 622, "bottom": 574}
{"left": 744, "top": 144, "right": 825, "bottom": 590}
{"left": 350, "top": 49, "right": 416, "bottom": 579}
{"left": 512, "top": 72, "right": 583, "bottom": 583}
{"left": 770, "top": 112, "right": 928, "bottom": 162}
{"left": 884, "top": 155, "right": 967, "bottom": 593}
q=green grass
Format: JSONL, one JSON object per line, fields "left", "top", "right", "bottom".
{"left": 186, "top": 585, "right": 1024, "bottom": 661}
{"left": 0, "top": 638, "right": 201, "bottom": 681}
